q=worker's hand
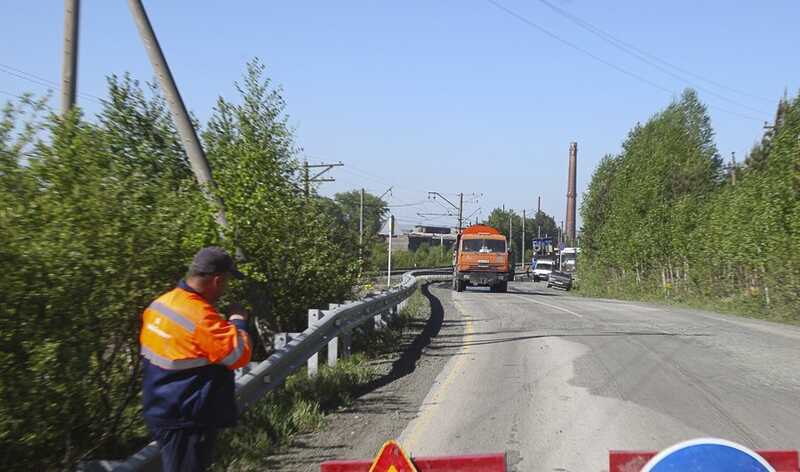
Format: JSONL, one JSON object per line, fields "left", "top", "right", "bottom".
{"left": 227, "top": 303, "right": 249, "bottom": 322}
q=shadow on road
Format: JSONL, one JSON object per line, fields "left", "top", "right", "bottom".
{"left": 354, "top": 282, "right": 447, "bottom": 396}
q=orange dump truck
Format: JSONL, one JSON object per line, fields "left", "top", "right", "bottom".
{"left": 452, "top": 224, "right": 514, "bottom": 293}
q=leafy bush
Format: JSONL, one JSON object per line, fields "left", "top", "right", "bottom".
{"left": 0, "top": 60, "right": 359, "bottom": 470}
{"left": 369, "top": 241, "right": 453, "bottom": 271}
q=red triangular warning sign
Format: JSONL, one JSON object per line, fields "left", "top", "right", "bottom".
{"left": 368, "top": 440, "right": 418, "bottom": 472}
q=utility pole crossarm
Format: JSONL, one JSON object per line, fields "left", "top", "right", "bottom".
{"left": 427, "top": 191, "right": 459, "bottom": 211}
{"left": 308, "top": 161, "right": 343, "bottom": 181}
{"left": 304, "top": 162, "right": 344, "bottom": 168}
{"left": 464, "top": 207, "right": 481, "bottom": 220}
{"left": 417, "top": 212, "right": 455, "bottom": 217}
{"left": 378, "top": 187, "right": 393, "bottom": 200}
{"left": 302, "top": 161, "right": 343, "bottom": 197}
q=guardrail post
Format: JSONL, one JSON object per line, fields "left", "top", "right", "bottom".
{"left": 273, "top": 332, "right": 302, "bottom": 351}
{"left": 307, "top": 309, "right": 324, "bottom": 377}
{"left": 374, "top": 310, "right": 388, "bottom": 330}
{"left": 273, "top": 332, "right": 288, "bottom": 350}
{"left": 327, "top": 336, "right": 338, "bottom": 367}
{"left": 327, "top": 304, "right": 341, "bottom": 367}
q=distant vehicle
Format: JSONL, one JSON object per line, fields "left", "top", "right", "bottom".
{"left": 532, "top": 259, "right": 554, "bottom": 282}
{"left": 453, "top": 224, "right": 512, "bottom": 293}
{"left": 547, "top": 270, "right": 573, "bottom": 290}
{"left": 559, "top": 247, "right": 580, "bottom": 274}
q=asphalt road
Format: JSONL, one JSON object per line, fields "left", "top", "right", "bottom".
{"left": 397, "top": 281, "right": 800, "bottom": 471}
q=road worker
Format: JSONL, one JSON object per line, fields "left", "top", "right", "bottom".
{"left": 140, "top": 246, "right": 252, "bottom": 472}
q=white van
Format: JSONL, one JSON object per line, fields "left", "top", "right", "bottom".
{"left": 532, "top": 259, "right": 554, "bottom": 282}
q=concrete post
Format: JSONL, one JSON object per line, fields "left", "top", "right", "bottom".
{"left": 128, "top": 0, "right": 230, "bottom": 236}
{"left": 326, "top": 303, "right": 351, "bottom": 366}
{"left": 61, "top": 0, "right": 79, "bottom": 114}
{"left": 387, "top": 215, "right": 394, "bottom": 286}
{"left": 374, "top": 311, "right": 388, "bottom": 330}
{"left": 307, "top": 309, "right": 324, "bottom": 377}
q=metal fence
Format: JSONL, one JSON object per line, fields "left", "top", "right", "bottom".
{"left": 83, "top": 268, "right": 452, "bottom": 472}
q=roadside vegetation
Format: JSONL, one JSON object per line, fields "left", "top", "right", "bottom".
{"left": 369, "top": 241, "right": 453, "bottom": 270}
{"left": 0, "top": 59, "right": 416, "bottom": 470}
{"left": 579, "top": 89, "right": 800, "bottom": 323}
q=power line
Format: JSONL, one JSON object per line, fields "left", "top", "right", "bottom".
{"left": 0, "top": 90, "right": 29, "bottom": 100}
{"left": 334, "top": 199, "right": 429, "bottom": 209}
{"left": 484, "top": 0, "right": 764, "bottom": 122}
{"left": 0, "top": 63, "right": 103, "bottom": 103}
{"left": 535, "top": 0, "right": 773, "bottom": 105}
{"left": 533, "top": 0, "right": 771, "bottom": 114}
{"left": 340, "top": 164, "right": 464, "bottom": 196}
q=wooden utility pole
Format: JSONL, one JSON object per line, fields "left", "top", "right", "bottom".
{"left": 61, "top": 0, "right": 80, "bottom": 114}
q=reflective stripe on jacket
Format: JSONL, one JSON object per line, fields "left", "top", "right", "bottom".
{"left": 140, "top": 281, "right": 252, "bottom": 429}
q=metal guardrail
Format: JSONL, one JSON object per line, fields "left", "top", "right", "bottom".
{"left": 84, "top": 268, "right": 452, "bottom": 472}
{"left": 366, "top": 266, "right": 453, "bottom": 277}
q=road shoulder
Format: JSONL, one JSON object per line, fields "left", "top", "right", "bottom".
{"left": 265, "top": 282, "right": 464, "bottom": 471}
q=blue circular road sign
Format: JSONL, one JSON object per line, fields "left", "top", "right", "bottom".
{"left": 643, "top": 438, "right": 776, "bottom": 472}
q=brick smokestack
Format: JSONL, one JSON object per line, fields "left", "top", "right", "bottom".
{"left": 565, "top": 142, "right": 577, "bottom": 245}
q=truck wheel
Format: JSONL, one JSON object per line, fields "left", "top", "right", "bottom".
{"left": 497, "top": 281, "right": 508, "bottom": 293}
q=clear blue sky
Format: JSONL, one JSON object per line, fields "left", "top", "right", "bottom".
{"left": 2, "top": 1, "right": 798, "bottom": 231}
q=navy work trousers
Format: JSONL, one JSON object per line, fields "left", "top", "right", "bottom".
{"left": 151, "top": 427, "right": 218, "bottom": 472}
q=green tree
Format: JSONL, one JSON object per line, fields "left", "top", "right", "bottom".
{"left": 579, "top": 88, "right": 800, "bottom": 321}
{"left": 333, "top": 190, "right": 388, "bottom": 240}
{"left": 203, "top": 59, "right": 357, "bottom": 332}
{"left": 484, "top": 207, "right": 558, "bottom": 258}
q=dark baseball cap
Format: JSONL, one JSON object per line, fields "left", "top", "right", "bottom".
{"left": 189, "top": 247, "right": 244, "bottom": 279}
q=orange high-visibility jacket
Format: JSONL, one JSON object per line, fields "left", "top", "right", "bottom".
{"left": 140, "top": 281, "right": 252, "bottom": 428}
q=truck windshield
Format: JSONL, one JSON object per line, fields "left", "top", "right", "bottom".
{"left": 462, "top": 239, "right": 506, "bottom": 253}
